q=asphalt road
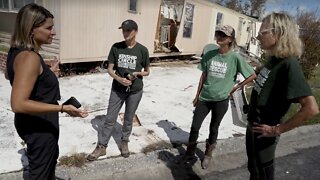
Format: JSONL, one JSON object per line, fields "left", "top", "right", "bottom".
{"left": 1, "top": 125, "right": 320, "bottom": 180}
{"left": 204, "top": 145, "right": 320, "bottom": 180}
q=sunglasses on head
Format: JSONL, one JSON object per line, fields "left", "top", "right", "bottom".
{"left": 258, "top": 28, "right": 274, "bottom": 36}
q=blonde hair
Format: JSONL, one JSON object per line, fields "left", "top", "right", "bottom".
{"left": 262, "top": 12, "right": 303, "bottom": 58}
{"left": 10, "top": 3, "right": 53, "bottom": 50}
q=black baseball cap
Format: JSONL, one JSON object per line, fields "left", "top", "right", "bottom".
{"left": 118, "top": 19, "right": 138, "bottom": 31}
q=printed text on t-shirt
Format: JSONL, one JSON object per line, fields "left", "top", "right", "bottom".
{"left": 254, "top": 67, "right": 271, "bottom": 94}
{"left": 208, "top": 61, "right": 227, "bottom": 78}
{"left": 118, "top": 54, "right": 137, "bottom": 69}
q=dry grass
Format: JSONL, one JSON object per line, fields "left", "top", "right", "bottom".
{"left": 0, "top": 44, "right": 9, "bottom": 52}
{"left": 141, "top": 140, "right": 172, "bottom": 154}
{"left": 20, "top": 141, "right": 26, "bottom": 147}
{"left": 58, "top": 153, "right": 87, "bottom": 167}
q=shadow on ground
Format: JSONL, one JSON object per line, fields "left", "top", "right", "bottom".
{"left": 157, "top": 119, "right": 204, "bottom": 180}
{"left": 90, "top": 115, "right": 123, "bottom": 149}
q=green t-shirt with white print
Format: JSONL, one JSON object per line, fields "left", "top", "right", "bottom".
{"left": 198, "top": 49, "right": 254, "bottom": 102}
{"left": 247, "top": 56, "right": 312, "bottom": 125}
{"left": 108, "top": 41, "right": 149, "bottom": 93}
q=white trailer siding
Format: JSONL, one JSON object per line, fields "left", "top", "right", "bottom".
{"left": 59, "top": 0, "right": 160, "bottom": 63}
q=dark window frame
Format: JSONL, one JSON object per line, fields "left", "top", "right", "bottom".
{"left": 128, "top": 0, "right": 138, "bottom": 14}
{"left": 0, "top": 0, "right": 40, "bottom": 12}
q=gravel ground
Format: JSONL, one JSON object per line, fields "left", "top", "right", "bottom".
{"left": 1, "top": 124, "right": 320, "bottom": 180}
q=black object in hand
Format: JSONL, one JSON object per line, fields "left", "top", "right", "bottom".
{"left": 243, "top": 104, "right": 249, "bottom": 114}
{"left": 63, "top": 97, "right": 81, "bottom": 108}
{"left": 125, "top": 72, "right": 137, "bottom": 81}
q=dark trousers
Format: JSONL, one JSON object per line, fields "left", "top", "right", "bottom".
{"left": 188, "top": 99, "right": 229, "bottom": 144}
{"left": 246, "top": 123, "right": 279, "bottom": 180}
{"left": 23, "top": 132, "right": 59, "bottom": 180}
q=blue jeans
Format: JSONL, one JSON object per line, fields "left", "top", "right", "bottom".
{"left": 99, "top": 88, "right": 143, "bottom": 146}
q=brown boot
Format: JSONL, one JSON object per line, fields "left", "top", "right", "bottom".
{"left": 120, "top": 141, "right": 130, "bottom": 158}
{"left": 87, "top": 144, "right": 107, "bottom": 161}
{"left": 176, "top": 142, "right": 197, "bottom": 164}
{"left": 201, "top": 140, "right": 216, "bottom": 169}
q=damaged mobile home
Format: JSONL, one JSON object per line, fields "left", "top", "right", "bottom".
{"left": 0, "top": 0, "right": 261, "bottom": 65}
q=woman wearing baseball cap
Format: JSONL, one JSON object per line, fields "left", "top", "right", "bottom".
{"left": 87, "top": 19, "right": 150, "bottom": 160}
{"left": 178, "top": 25, "right": 256, "bottom": 169}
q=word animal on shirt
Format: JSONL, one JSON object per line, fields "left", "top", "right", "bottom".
{"left": 118, "top": 54, "right": 137, "bottom": 69}
{"left": 209, "top": 61, "right": 227, "bottom": 78}
{"left": 254, "top": 67, "right": 271, "bottom": 94}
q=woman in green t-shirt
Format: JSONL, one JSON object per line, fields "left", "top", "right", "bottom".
{"left": 246, "top": 12, "right": 319, "bottom": 180}
{"left": 178, "top": 25, "right": 256, "bottom": 169}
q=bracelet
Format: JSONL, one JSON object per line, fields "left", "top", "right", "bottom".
{"left": 60, "top": 105, "right": 64, "bottom": 113}
{"left": 272, "top": 124, "right": 280, "bottom": 136}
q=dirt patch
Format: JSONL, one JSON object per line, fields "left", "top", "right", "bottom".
{"left": 58, "top": 153, "right": 87, "bottom": 167}
{"left": 141, "top": 140, "right": 172, "bottom": 154}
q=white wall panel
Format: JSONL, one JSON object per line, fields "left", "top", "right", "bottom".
{"left": 59, "top": 0, "right": 161, "bottom": 63}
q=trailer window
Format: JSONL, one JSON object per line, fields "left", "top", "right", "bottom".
{"left": 216, "top": 12, "right": 223, "bottom": 28}
{"left": 12, "top": 0, "right": 34, "bottom": 10}
{"left": 0, "top": 0, "right": 43, "bottom": 12}
{"left": 128, "top": 0, "right": 137, "bottom": 13}
{"left": 183, "top": 3, "right": 194, "bottom": 38}
{"left": 0, "top": 0, "right": 9, "bottom": 9}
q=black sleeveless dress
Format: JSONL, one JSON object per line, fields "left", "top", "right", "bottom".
{"left": 6, "top": 47, "right": 61, "bottom": 139}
